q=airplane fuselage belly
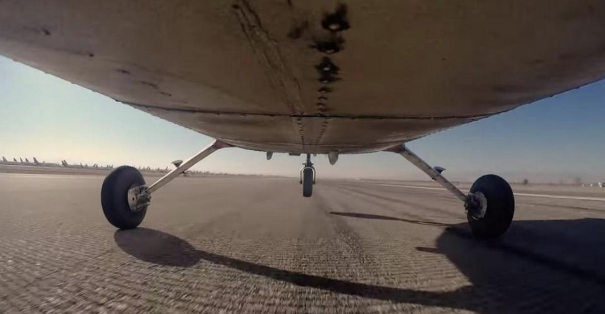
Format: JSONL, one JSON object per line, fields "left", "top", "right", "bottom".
{"left": 1, "top": 1, "right": 605, "bottom": 153}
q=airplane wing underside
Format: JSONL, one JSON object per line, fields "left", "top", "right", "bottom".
{"left": 1, "top": 1, "right": 605, "bottom": 153}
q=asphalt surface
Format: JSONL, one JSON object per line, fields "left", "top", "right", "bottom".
{"left": 2, "top": 173, "right": 605, "bottom": 314}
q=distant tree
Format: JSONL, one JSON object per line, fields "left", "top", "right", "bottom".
{"left": 522, "top": 178, "right": 529, "bottom": 185}
{"left": 575, "top": 177, "right": 583, "bottom": 186}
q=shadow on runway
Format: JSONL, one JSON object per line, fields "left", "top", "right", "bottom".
{"left": 115, "top": 217, "right": 605, "bottom": 313}
{"left": 114, "top": 228, "right": 200, "bottom": 267}
{"left": 329, "top": 211, "right": 452, "bottom": 227}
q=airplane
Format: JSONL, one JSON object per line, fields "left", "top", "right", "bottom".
{"left": 1, "top": 1, "right": 604, "bottom": 239}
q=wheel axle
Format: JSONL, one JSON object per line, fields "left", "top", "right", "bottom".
{"left": 127, "top": 185, "right": 150, "bottom": 212}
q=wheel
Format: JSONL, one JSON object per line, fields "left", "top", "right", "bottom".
{"left": 467, "top": 174, "right": 515, "bottom": 239}
{"left": 101, "top": 166, "right": 148, "bottom": 229}
{"left": 302, "top": 167, "right": 314, "bottom": 197}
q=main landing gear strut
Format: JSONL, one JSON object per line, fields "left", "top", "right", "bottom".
{"left": 101, "top": 140, "right": 231, "bottom": 229}
{"left": 101, "top": 140, "right": 514, "bottom": 238}
{"left": 387, "top": 144, "right": 515, "bottom": 238}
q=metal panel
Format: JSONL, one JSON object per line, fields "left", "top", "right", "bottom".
{"left": 1, "top": 1, "right": 605, "bottom": 153}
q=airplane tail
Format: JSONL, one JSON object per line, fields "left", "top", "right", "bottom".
{"left": 33, "top": 157, "right": 40, "bottom": 165}
{"left": 1, "top": 156, "right": 6, "bottom": 162}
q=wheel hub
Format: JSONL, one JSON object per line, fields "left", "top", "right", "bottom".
{"left": 127, "top": 185, "right": 151, "bottom": 212}
{"left": 466, "top": 191, "right": 487, "bottom": 220}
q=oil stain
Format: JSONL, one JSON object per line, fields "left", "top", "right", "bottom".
{"left": 318, "top": 73, "right": 340, "bottom": 84}
{"left": 321, "top": 4, "right": 350, "bottom": 32}
{"left": 311, "top": 37, "right": 344, "bottom": 54}
{"left": 318, "top": 87, "right": 332, "bottom": 94}
{"left": 140, "top": 81, "right": 159, "bottom": 89}
{"left": 315, "top": 57, "right": 340, "bottom": 75}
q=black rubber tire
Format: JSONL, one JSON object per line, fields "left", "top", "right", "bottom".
{"left": 101, "top": 166, "right": 147, "bottom": 229}
{"left": 302, "top": 167, "right": 314, "bottom": 197}
{"left": 467, "top": 174, "right": 515, "bottom": 239}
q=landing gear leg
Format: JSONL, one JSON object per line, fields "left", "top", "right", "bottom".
{"left": 387, "top": 144, "right": 514, "bottom": 238}
{"left": 299, "top": 154, "right": 316, "bottom": 197}
{"left": 100, "top": 140, "right": 231, "bottom": 229}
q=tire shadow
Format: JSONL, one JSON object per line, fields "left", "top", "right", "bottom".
{"left": 114, "top": 228, "right": 199, "bottom": 267}
{"left": 114, "top": 217, "right": 605, "bottom": 313}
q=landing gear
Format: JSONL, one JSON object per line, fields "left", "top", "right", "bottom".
{"left": 466, "top": 175, "right": 515, "bottom": 238}
{"left": 101, "top": 166, "right": 148, "bottom": 229}
{"left": 388, "top": 144, "right": 515, "bottom": 238}
{"left": 100, "top": 140, "right": 231, "bottom": 229}
{"left": 299, "top": 154, "right": 316, "bottom": 197}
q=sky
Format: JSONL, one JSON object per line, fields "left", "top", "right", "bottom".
{"left": 1, "top": 55, "right": 604, "bottom": 183}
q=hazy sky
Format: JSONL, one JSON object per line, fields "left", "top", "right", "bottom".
{"left": 1, "top": 55, "right": 604, "bottom": 183}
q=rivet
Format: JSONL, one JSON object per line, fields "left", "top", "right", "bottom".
{"left": 321, "top": 4, "right": 350, "bottom": 32}
{"left": 318, "top": 87, "right": 331, "bottom": 94}
{"left": 328, "top": 23, "right": 342, "bottom": 31}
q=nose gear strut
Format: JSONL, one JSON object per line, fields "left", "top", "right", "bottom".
{"left": 300, "top": 154, "right": 316, "bottom": 197}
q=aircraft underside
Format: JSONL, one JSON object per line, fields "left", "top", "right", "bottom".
{"left": 2, "top": 1, "right": 605, "bottom": 237}
{"left": 2, "top": 1, "right": 605, "bottom": 153}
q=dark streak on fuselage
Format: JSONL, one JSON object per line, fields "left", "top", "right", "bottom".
{"left": 311, "top": 3, "right": 351, "bottom": 145}
{"left": 232, "top": 0, "right": 306, "bottom": 144}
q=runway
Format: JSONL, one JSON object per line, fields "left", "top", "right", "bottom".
{"left": 1, "top": 173, "right": 605, "bottom": 314}
{"left": 373, "top": 183, "right": 605, "bottom": 202}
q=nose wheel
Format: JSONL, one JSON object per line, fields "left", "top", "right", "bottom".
{"left": 299, "top": 154, "right": 316, "bottom": 197}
